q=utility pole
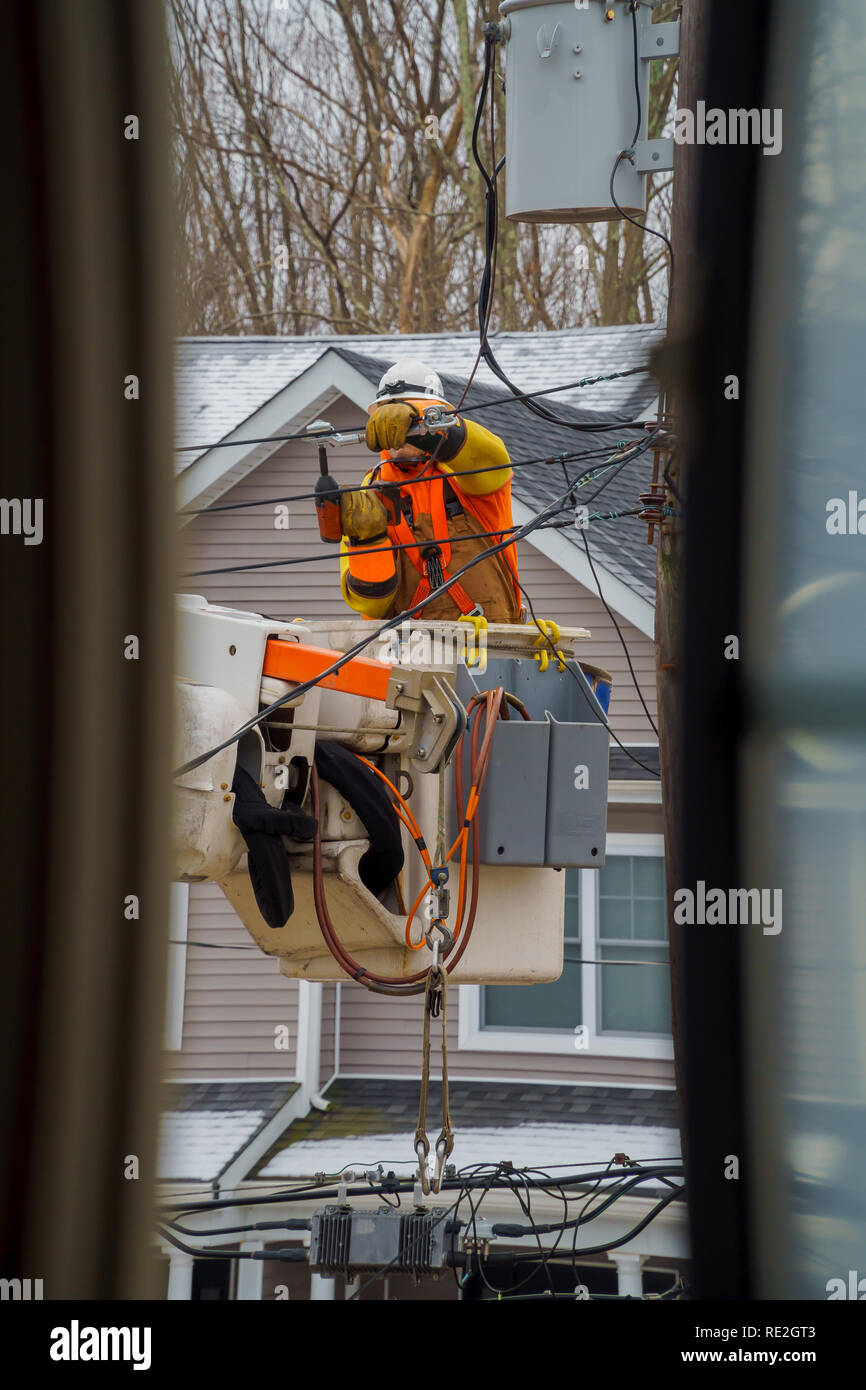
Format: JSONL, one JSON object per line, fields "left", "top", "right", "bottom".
{"left": 653, "top": 0, "right": 709, "bottom": 1137}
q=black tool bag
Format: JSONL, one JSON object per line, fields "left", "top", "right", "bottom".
{"left": 231, "top": 743, "right": 404, "bottom": 929}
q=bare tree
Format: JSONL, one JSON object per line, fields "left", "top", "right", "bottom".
{"left": 169, "top": 0, "right": 678, "bottom": 336}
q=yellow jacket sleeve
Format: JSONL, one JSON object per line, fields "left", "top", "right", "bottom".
{"left": 339, "top": 539, "right": 397, "bottom": 620}
{"left": 339, "top": 468, "right": 398, "bottom": 618}
{"left": 438, "top": 418, "right": 511, "bottom": 496}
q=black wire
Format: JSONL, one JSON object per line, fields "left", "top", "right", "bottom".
{"left": 179, "top": 447, "right": 644, "bottom": 572}
{"left": 469, "top": 29, "right": 651, "bottom": 438}
{"left": 173, "top": 442, "right": 648, "bottom": 778}
{"left": 156, "top": 1163, "right": 683, "bottom": 1222}
{"left": 581, "top": 526, "right": 659, "bottom": 737}
{"left": 516, "top": 576, "right": 661, "bottom": 778}
{"left": 507, "top": 1184, "right": 686, "bottom": 1261}
{"left": 169, "top": 938, "right": 259, "bottom": 950}
{"left": 156, "top": 1223, "right": 260, "bottom": 1261}
{"left": 609, "top": 4, "right": 675, "bottom": 301}
{"left": 166, "top": 1218, "right": 309, "bottom": 1238}
{"left": 173, "top": 369, "right": 652, "bottom": 458}
{"left": 180, "top": 439, "right": 635, "bottom": 517}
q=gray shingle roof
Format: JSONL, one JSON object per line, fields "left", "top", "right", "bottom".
{"left": 159, "top": 1081, "right": 300, "bottom": 1182}
{"left": 175, "top": 324, "right": 661, "bottom": 462}
{"left": 253, "top": 1078, "right": 680, "bottom": 1181}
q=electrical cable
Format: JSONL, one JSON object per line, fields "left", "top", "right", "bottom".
{"left": 179, "top": 431, "right": 639, "bottom": 518}
{"left": 308, "top": 688, "right": 503, "bottom": 994}
{"left": 516, "top": 574, "right": 661, "bottom": 778}
{"left": 608, "top": 3, "right": 675, "bottom": 302}
{"left": 580, "top": 526, "right": 659, "bottom": 737}
{"left": 173, "top": 367, "right": 652, "bottom": 458}
{"left": 155, "top": 1162, "right": 684, "bottom": 1216}
{"left": 180, "top": 447, "right": 647, "bottom": 580}
{"left": 468, "top": 33, "right": 654, "bottom": 438}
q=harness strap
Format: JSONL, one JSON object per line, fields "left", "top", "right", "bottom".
{"left": 389, "top": 473, "right": 478, "bottom": 616}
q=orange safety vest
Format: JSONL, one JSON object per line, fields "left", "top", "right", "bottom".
{"left": 370, "top": 455, "right": 522, "bottom": 621}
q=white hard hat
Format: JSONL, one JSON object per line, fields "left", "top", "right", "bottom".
{"left": 374, "top": 357, "right": 445, "bottom": 405}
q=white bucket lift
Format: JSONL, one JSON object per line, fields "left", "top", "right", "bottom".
{"left": 173, "top": 595, "right": 611, "bottom": 986}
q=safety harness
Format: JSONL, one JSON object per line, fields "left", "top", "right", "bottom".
{"left": 372, "top": 463, "right": 519, "bottom": 618}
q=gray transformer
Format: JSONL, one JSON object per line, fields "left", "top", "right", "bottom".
{"left": 498, "top": 0, "right": 678, "bottom": 223}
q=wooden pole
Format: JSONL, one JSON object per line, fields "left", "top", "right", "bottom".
{"left": 653, "top": 0, "right": 710, "bottom": 1142}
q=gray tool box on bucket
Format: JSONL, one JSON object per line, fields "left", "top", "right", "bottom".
{"left": 453, "top": 657, "right": 610, "bottom": 867}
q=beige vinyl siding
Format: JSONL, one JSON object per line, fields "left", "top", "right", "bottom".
{"left": 337, "top": 987, "right": 673, "bottom": 1086}
{"left": 164, "top": 882, "right": 299, "bottom": 1080}
{"left": 179, "top": 399, "right": 365, "bottom": 621}
{"left": 514, "top": 544, "right": 656, "bottom": 743}
{"left": 172, "top": 395, "right": 663, "bottom": 1085}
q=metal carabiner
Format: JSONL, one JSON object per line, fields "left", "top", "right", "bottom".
{"left": 432, "top": 1138, "right": 451, "bottom": 1194}
{"left": 415, "top": 1138, "right": 432, "bottom": 1196}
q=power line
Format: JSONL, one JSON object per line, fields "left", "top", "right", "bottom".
{"left": 178, "top": 438, "right": 642, "bottom": 517}
{"left": 608, "top": 3, "right": 676, "bottom": 302}
{"left": 173, "top": 437, "right": 655, "bottom": 778}
{"left": 581, "top": 526, "right": 660, "bottom": 738}
{"left": 173, "top": 366, "right": 653, "bottom": 456}
{"left": 180, "top": 452, "right": 646, "bottom": 578}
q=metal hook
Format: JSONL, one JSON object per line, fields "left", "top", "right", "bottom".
{"left": 415, "top": 1139, "right": 431, "bottom": 1195}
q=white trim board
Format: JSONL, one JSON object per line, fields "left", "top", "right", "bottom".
{"left": 609, "top": 779, "right": 662, "bottom": 804}
{"left": 177, "top": 351, "right": 377, "bottom": 514}
{"left": 216, "top": 1085, "right": 310, "bottom": 1195}
{"left": 328, "top": 1072, "right": 675, "bottom": 1091}
{"left": 512, "top": 498, "right": 655, "bottom": 637}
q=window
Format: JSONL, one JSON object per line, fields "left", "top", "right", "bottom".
{"left": 458, "top": 835, "right": 672, "bottom": 1060}
{"left": 598, "top": 853, "right": 670, "bottom": 1035}
{"left": 483, "top": 873, "right": 581, "bottom": 1031}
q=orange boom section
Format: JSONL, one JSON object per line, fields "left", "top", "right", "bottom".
{"left": 263, "top": 639, "right": 393, "bottom": 702}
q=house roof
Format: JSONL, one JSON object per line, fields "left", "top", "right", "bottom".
{"left": 175, "top": 324, "right": 662, "bottom": 466}
{"left": 175, "top": 340, "right": 659, "bottom": 620}
{"left": 331, "top": 345, "right": 658, "bottom": 606}
{"left": 158, "top": 1080, "right": 300, "bottom": 1183}
{"left": 253, "top": 1078, "right": 680, "bottom": 1181}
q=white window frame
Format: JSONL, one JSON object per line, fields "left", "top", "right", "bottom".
{"left": 164, "top": 883, "right": 189, "bottom": 1052}
{"left": 458, "top": 834, "right": 673, "bottom": 1060}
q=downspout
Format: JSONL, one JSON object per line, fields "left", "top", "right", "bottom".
{"left": 296, "top": 981, "right": 330, "bottom": 1111}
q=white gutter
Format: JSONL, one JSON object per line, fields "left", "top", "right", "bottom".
{"left": 296, "top": 981, "right": 330, "bottom": 1112}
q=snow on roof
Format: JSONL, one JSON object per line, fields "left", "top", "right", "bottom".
{"left": 258, "top": 1123, "right": 681, "bottom": 1180}
{"left": 159, "top": 1108, "right": 268, "bottom": 1182}
{"left": 175, "top": 323, "right": 662, "bottom": 464}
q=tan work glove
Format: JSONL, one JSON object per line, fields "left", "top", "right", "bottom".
{"left": 365, "top": 401, "right": 421, "bottom": 453}
{"left": 340, "top": 488, "right": 390, "bottom": 544}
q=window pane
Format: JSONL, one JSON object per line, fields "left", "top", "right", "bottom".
{"left": 633, "top": 855, "right": 665, "bottom": 897}
{"left": 598, "top": 895, "right": 632, "bottom": 941}
{"left": 483, "top": 959, "right": 582, "bottom": 1031}
{"left": 599, "top": 946, "right": 671, "bottom": 1035}
{"left": 633, "top": 895, "right": 667, "bottom": 942}
{"left": 599, "top": 856, "right": 631, "bottom": 895}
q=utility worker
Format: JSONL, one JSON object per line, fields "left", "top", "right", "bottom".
{"left": 339, "top": 358, "right": 522, "bottom": 623}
